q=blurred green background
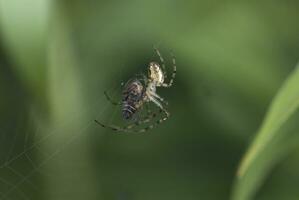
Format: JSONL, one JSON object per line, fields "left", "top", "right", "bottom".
{"left": 1, "top": 0, "right": 299, "bottom": 200}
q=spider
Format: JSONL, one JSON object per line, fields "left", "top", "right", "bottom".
{"left": 95, "top": 48, "right": 176, "bottom": 133}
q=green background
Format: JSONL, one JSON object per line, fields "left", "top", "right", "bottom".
{"left": 1, "top": 0, "right": 299, "bottom": 200}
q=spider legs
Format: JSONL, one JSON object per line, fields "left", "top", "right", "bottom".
{"left": 136, "top": 103, "right": 170, "bottom": 132}
{"left": 148, "top": 91, "right": 168, "bottom": 105}
{"left": 95, "top": 95, "right": 170, "bottom": 133}
{"left": 154, "top": 47, "right": 176, "bottom": 88}
{"left": 154, "top": 47, "right": 167, "bottom": 79}
{"left": 148, "top": 96, "right": 170, "bottom": 120}
{"left": 137, "top": 111, "right": 169, "bottom": 132}
{"left": 95, "top": 94, "right": 170, "bottom": 132}
{"left": 104, "top": 91, "right": 121, "bottom": 106}
{"left": 161, "top": 52, "right": 176, "bottom": 88}
{"left": 94, "top": 107, "right": 167, "bottom": 133}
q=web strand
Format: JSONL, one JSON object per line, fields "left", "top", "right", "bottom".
{"left": 0, "top": 86, "right": 116, "bottom": 199}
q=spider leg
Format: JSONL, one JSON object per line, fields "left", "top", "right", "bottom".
{"left": 140, "top": 103, "right": 164, "bottom": 123}
{"left": 133, "top": 107, "right": 164, "bottom": 125}
{"left": 95, "top": 120, "right": 121, "bottom": 131}
{"left": 148, "top": 95, "right": 164, "bottom": 110}
{"left": 154, "top": 47, "right": 167, "bottom": 79}
{"left": 148, "top": 91, "right": 168, "bottom": 105}
{"left": 97, "top": 65, "right": 174, "bottom": 133}
{"left": 147, "top": 95, "right": 170, "bottom": 121}
{"left": 94, "top": 108, "right": 164, "bottom": 132}
{"left": 147, "top": 95, "right": 170, "bottom": 117}
{"left": 161, "top": 52, "right": 176, "bottom": 88}
{"left": 104, "top": 91, "right": 121, "bottom": 106}
{"left": 132, "top": 108, "right": 170, "bottom": 133}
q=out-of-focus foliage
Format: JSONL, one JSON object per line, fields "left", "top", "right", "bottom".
{"left": 1, "top": 0, "right": 299, "bottom": 200}
{"left": 233, "top": 64, "right": 299, "bottom": 200}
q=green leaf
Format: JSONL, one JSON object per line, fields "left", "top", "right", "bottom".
{"left": 232, "top": 63, "right": 299, "bottom": 200}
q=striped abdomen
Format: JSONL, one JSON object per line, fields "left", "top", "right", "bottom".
{"left": 121, "top": 79, "right": 144, "bottom": 120}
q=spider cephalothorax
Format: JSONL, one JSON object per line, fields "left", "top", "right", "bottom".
{"left": 148, "top": 62, "right": 164, "bottom": 86}
{"left": 95, "top": 48, "right": 176, "bottom": 133}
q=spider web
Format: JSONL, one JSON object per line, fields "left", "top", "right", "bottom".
{"left": 0, "top": 85, "right": 119, "bottom": 200}
{"left": 0, "top": 47, "right": 170, "bottom": 200}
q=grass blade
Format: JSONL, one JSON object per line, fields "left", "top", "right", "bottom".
{"left": 232, "top": 63, "right": 299, "bottom": 200}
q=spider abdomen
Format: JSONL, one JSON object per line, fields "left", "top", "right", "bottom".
{"left": 122, "top": 102, "right": 137, "bottom": 119}
{"left": 122, "top": 79, "right": 145, "bottom": 120}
